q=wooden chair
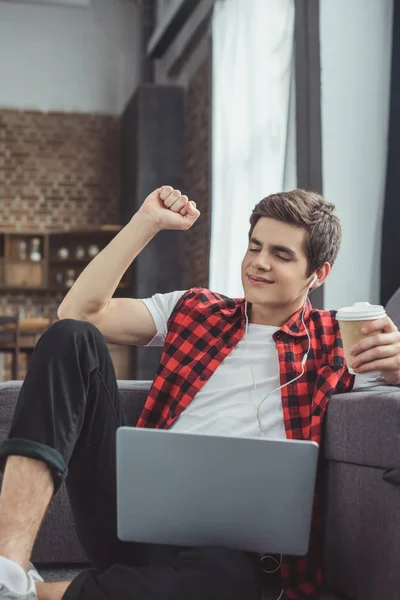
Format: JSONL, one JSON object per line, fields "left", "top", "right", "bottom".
{"left": 0, "top": 314, "right": 20, "bottom": 380}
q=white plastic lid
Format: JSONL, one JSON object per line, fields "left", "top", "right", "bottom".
{"left": 336, "top": 302, "right": 386, "bottom": 321}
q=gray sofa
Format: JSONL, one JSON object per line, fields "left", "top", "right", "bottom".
{"left": 1, "top": 290, "right": 400, "bottom": 599}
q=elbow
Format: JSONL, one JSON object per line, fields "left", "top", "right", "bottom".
{"left": 57, "top": 302, "right": 102, "bottom": 323}
{"left": 57, "top": 303, "right": 81, "bottom": 322}
{"left": 57, "top": 305, "right": 67, "bottom": 320}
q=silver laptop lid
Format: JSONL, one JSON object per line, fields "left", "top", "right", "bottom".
{"left": 116, "top": 427, "right": 319, "bottom": 555}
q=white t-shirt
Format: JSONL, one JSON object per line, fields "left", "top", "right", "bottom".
{"left": 140, "top": 290, "right": 384, "bottom": 439}
{"left": 141, "top": 290, "right": 286, "bottom": 439}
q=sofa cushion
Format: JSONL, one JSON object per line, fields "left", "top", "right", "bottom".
{"left": 118, "top": 380, "right": 151, "bottom": 424}
{"left": 36, "top": 564, "right": 87, "bottom": 582}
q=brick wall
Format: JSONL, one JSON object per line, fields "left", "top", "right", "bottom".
{"left": 184, "top": 40, "right": 212, "bottom": 289}
{"left": 0, "top": 109, "right": 120, "bottom": 318}
{"left": 0, "top": 110, "right": 120, "bottom": 231}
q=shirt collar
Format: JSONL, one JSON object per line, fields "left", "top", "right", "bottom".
{"left": 239, "top": 296, "right": 312, "bottom": 338}
{"left": 279, "top": 297, "right": 312, "bottom": 337}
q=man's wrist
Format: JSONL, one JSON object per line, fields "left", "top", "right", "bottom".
{"left": 130, "top": 210, "right": 161, "bottom": 237}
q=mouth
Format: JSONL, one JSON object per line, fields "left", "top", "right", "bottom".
{"left": 247, "top": 274, "right": 275, "bottom": 286}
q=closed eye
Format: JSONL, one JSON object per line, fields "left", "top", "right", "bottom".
{"left": 249, "top": 248, "right": 290, "bottom": 262}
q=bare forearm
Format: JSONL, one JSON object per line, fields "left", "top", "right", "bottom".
{"left": 57, "top": 212, "right": 159, "bottom": 319}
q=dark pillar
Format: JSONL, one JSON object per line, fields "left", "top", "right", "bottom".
{"left": 295, "top": 0, "right": 324, "bottom": 309}
{"left": 120, "top": 84, "right": 185, "bottom": 379}
{"left": 380, "top": 0, "right": 400, "bottom": 306}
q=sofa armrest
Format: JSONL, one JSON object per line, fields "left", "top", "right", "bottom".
{"left": 324, "top": 386, "right": 400, "bottom": 469}
{"left": 323, "top": 386, "right": 400, "bottom": 600}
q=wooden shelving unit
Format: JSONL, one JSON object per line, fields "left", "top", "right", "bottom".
{"left": 0, "top": 228, "right": 131, "bottom": 295}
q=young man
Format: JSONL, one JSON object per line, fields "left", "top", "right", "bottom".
{"left": 0, "top": 186, "right": 399, "bottom": 600}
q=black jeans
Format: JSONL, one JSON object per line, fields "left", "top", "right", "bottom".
{"left": 0, "top": 319, "right": 261, "bottom": 600}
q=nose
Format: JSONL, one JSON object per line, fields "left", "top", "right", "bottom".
{"left": 252, "top": 252, "right": 271, "bottom": 272}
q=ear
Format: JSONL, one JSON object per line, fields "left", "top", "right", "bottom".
{"left": 312, "top": 263, "right": 330, "bottom": 288}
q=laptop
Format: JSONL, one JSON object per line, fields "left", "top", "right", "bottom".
{"left": 116, "top": 427, "right": 319, "bottom": 555}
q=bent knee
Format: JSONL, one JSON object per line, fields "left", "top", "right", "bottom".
{"left": 41, "top": 318, "right": 104, "bottom": 345}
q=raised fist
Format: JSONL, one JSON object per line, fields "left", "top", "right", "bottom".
{"left": 138, "top": 186, "right": 201, "bottom": 231}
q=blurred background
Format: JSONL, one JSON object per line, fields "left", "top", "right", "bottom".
{"left": 0, "top": 0, "right": 397, "bottom": 382}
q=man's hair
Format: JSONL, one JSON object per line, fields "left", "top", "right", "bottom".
{"left": 248, "top": 189, "right": 341, "bottom": 276}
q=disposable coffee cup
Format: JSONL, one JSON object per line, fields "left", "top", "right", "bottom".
{"left": 336, "top": 302, "right": 386, "bottom": 375}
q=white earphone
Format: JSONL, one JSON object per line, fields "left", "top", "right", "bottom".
{"left": 246, "top": 273, "right": 317, "bottom": 600}
{"left": 244, "top": 272, "right": 317, "bottom": 429}
{"left": 244, "top": 275, "right": 316, "bottom": 430}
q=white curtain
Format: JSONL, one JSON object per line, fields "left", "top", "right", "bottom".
{"left": 210, "top": 0, "right": 296, "bottom": 297}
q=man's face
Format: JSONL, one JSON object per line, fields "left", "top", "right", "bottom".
{"left": 241, "top": 217, "right": 311, "bottom": 307}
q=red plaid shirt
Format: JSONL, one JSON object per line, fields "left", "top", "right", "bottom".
{"left": 137, "top": 288, "right": 354, "bottom": 598}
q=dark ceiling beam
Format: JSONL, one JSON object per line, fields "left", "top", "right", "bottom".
{"left": 147, "top": 0, "right": 202, "bottom": 59}
{"left": 141, "top": 0, "right": 156, "bottom": 83}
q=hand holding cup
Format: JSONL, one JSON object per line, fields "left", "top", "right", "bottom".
{"left": 337, "top": 302, "right": 400, "bottom": 384}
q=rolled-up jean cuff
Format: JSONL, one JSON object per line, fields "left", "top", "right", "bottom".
{"left": 0, "top": 438, "right": 68, "bottom": 494}
{"left": 62, "top": 569, "right": 96, "bottom": 600}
